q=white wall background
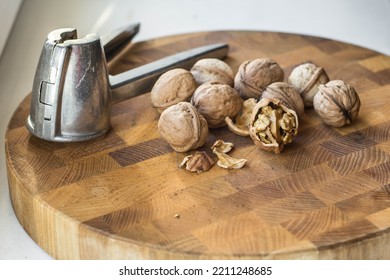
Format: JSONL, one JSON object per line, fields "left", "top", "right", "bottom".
{"left": 1, "top": 0, "right": 389, "bottom": 259}
{"left": 0, "top": 0, "right": 22, "bottom": 58}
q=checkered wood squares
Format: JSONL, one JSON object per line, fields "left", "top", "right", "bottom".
{"left": 5, "top": 31, "right": 390, "bottom": 259}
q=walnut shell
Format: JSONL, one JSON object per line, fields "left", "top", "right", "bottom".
{"left": 151, "top": 68, "right": 197, "bottom": 113}
{"left": 190, "top": 58, "right": 234, "bottom": 86}
{"left": 313, "top": 80, "right": 360, "bottom": 127}
{"left": 225, "top": 98, "right": 257, "bottom": 136}
{"left": 249, "top": 98, "right": 299, "bottom": 154}
{"left": 179, "top": 151, "right": 214, "bottom": 173}
{"left": 191, "top": 81, "right": 243, "bottom": 128}
{"left": 234, "top": 58, "right": 284, "bottom": 99}
{"left": 288, "top": 63, "right": 330, "bottom": 107}
{"left": 261, "top": 82, "right": 305, "bottom": 117}
{"left": 158, "top": 102, "right": 208, "bottom": 152}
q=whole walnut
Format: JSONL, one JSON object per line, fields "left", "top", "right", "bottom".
{"left": 151, "top": 68, "right": 197, "bottom": 113}
{"left": 158, "top": 102, "right": 209, "bottom": 152}
{"left": 191, "top": 81, "right": 243, "bottom": 128}
{"left": 261, "top": 82, "right": 305, "bottom": 117}
{"left": 313, "top": 80, "right": 360, "bottom": 127}
{"left": 249, "top": 98, "right": 299, "bottom": 154}
{"left": 288, "top": 63, "right": 330, "bottom": 107}
{"left": 190, "top": 58, "right": 234, "bottom": 86}
{"left": 234, "top": 58, "right": 284, "bottom": 99}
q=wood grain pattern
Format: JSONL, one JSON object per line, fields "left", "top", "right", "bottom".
{"left": 5, "top": 31, "right": 390, "bottom": 259}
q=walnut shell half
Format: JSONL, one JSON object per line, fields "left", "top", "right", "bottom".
{"left": 249, "top": 98, "right": 299, "bottom": 154}
{"left": 158, "top": 102, "right": 209, "bottom": 152}
{"left": 313, "top": 80, "right": 360, "bottom": 127}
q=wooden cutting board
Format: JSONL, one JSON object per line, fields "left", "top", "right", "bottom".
{"left": 5, "top": 31, "right": 390, "bottom": 259}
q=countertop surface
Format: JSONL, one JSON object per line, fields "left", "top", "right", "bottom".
{"left": 1, "top": 0, "right": 390, "bottom": 260}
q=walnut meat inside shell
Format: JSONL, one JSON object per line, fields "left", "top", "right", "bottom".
{"left": 249, "top": 98, "right": 299, "bottom": 154}
{"left": 313, "top": 80, "right": 360, "bottom": 127}
{"left": 158, "top": 102, "right": 209, "bottom": 152}
{"left": 191, "top": 81, "right": 243, "bottom": 128}
{"left": 288, "top": 63, "right": 330, "bottom": 107}
{"left": 234, "top": 58, "right": 284, "bottom": 99}
{"left": 190, "top": 58, "right": 234, "bottom": 86}
{"left": 151, "top": 68, "right": 197, "bottom": 113}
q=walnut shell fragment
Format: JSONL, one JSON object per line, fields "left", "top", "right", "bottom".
{"left": 261, "top": 82, "right": 305, "bottom": 117}
{"left": 313, "top": 80, "right": 360, "bottom": 127}
{"left": 179, "top": 151, "right": 214, "bottom": 173}
{"left": 211, "top": 140, "right": 247, "bottom": 169}
{"left": 214, "top": 152, "right": 247, "bottom": 169}
{"left": 190, "top": 58, "right": 234, "bottom": 86}
{"left": 234, "top": 58, "right": 284, "bottom": 99}
{"left": 225, "top": 98, "right": 257, "bottom": 136}
{"left": 158, "top": 102, "right": 209, "bottom": 152}
{"left": 288, "top": 62, "right": 330, "bottom": 107}
{"left": 249, "top": 98, "right": 299, "bottom": 154}
{"left": 151, "top": 68, "right": 197, "bottom": 113}
{"left": 211, "top": 139, "right": 234, "bottom": 153}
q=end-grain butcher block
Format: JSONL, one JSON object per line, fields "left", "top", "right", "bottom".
{"left": 5, "top": 30, "right": 390, "bottom": 259}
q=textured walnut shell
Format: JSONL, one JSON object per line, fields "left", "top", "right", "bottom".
{"left": 151, "top": 68, "right": 197, "bottom": 113}
{"left": 158, "top": 102, "right": 209, "bottom": 152}
{"left": 261, "top": 82, "right": 305, "bottom": 117}
{"left": 313, "top": 80, "right": 360, "bottom": 127}
{"left": 179, "top": 151, "right": 214, "bottom": 173}
{"left": 225, "top": 98, "right": 257, "bottom": 137}
{"left": 288, "top": 63, "right": 330, "bottom": 107}
{"left": 190, "top": 58, "right": 234, "bottom": 86}
{"left": 234, "top": 58, "right": 284, "bottom": 99}
{"left": 191, "top": 81, "right": 243, "bottom": 128}
{"left": 249, "top": 98, "right": 299, "bottom": 154}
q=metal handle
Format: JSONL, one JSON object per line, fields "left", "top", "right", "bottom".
{"left": 109, "top": 43, "right": 229, "bottom": 104}
{"left": 101, "top": 23, "right": 140, "bottom": 62}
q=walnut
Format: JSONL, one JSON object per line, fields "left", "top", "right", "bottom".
{"left": 261, "top": 82, "right": 305, "bottom": 117}
{"left": 158, "top": 102, "right": 208, "bottom": 152}
{"left": 234, "top": 58, "right": 284, "bottom": 99}
{"left": 179, "top": 151, "right": 214, "bottom": 173}
{"left": 249, "top": 98, "right": 299, "bottom": 154}
{"left": 151, "top": 68, "right": 197, "bottom": 113}
{"left": 288, "top": 63, "right": 330, "bottom": 107}
{"left": 211, "top": 140, "right": 247, "bottom": 169}
{"left": 313, "top": 80, "right": 360, "bottom": 127}
{"left": 191, "top": 81, "right": 243, "bottom": 128}
{"left": 190, "top": 58, "right": 234, "bottom": 86}
{"left": 225, "top": 98, "right": 257, "bottom": 136}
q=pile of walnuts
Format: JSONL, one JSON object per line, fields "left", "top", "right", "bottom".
{"left": 152, "top": 57, "right": 361, "bottom": 162}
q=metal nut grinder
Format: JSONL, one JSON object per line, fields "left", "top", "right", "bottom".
{"left": 26, "top": 23, "right": 229, "bottom": 142}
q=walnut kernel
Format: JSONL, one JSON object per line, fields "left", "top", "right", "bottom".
{"left": 249, "top": 98, "right": 299, "bottom": 154}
